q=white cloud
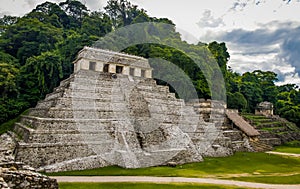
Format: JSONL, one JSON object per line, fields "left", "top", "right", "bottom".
{"left": 197, "top": 10, "right": 224, "bottom": 28}
{"left": 25, "top": 0, "right": 38, "bottom": 7}
{"left": 213, "top": 21, "right": 300, "bottom": 86}
{"left": 276, "top": 73, "right": 300, "bottom": 86}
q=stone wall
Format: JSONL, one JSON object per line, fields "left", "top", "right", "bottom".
{"left": 187, "top": 99, "right": 226, "bottom": 126}
{"left": 0, "top": 166, "right": 58, "bottom": 189}
{"left": 0, "top": 134, "right": 58, "bottom": 189}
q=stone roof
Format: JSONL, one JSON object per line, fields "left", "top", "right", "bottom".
{"left": 257, "top": 101, "right": 273, "bottom": 110}
{"left": 74, "top": 46, "right": 151, "bottom": 69}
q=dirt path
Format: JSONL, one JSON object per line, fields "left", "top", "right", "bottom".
{"left": 266, "top": 151, "right": 300, "bottom": 157}
{"left": 52, "top": 176, "right": 300, "bottom": 189}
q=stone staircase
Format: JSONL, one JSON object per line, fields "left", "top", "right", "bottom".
{"left": 187, "top": 101, "right": 240, "bottom": 153}
{"left": 249, "top": 140, "right": 273, "bottom": 152}
{"left": 225, "top": 110, "right": 260, "bottom": 137}
{"left": 241, "top": 113, "right": 300, "bottom": 147}
{"left": 12, "top": 70, "right": 232, "bottom": 172}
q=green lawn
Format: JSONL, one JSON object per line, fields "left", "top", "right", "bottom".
{"left": 274, "top": 146, "right": 300, "bottom": 154}
{"left": 47, "top": 152, "right": 300, "bottom": 184}
{"left": 273, "top": 140, "right": 300, "bottom": 154}
{"left": 59, "top": 182, "right": 248, "bottom": 189}
{"left": 228, "top": 174, "right": 300, "bottom": 184}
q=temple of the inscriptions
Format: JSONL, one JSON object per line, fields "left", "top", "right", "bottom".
{"left": 74, "top": 47, "right": 152, "bottom": 78}
{"left": 12, "top": 46, "right": 296, "bottom": 173}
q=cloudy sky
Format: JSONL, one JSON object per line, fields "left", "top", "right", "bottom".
{"left": 1, "top": 0, "right": 300, "bottom": 86}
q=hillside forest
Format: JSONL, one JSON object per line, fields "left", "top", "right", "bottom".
{"left": 0, "top": 0, "right": 299, "bottom": 127}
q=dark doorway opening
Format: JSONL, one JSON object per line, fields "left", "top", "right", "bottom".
{"left": 89, "top": 61, "right": 96, "bottom": 71}
{"left": 141, "top": 69, "right": 146, "bottom": 77}
{"left": 129, "top": 68, "right": 135, "bottom": 76}
{"left": 103, "top": 64, "right": 109, "bottom": 72}
{"left": 116, "top": 66, "right": 123, "bottom": 74}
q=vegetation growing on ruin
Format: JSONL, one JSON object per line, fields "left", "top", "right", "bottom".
{"left": 0, "top": 0, "right": 299, "bottom": 127}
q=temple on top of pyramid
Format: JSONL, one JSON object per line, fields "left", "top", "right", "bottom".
{"left": 73, "top": 46, "right": 152, "bottom": 78}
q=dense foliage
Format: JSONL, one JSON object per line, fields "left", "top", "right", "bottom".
{"left": 0, "top": 0, "right": 299, "bottom": 127}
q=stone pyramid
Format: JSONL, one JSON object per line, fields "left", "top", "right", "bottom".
{"left": 13, "top": 47, "right": 232, "bottom": 172}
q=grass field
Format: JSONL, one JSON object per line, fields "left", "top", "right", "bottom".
{"left": 273, "top": 140, "right": 300, "bottom": 154}
{"left": 58, "top": 182, "right": 248, "bottom": 189}
{"left": 274, "top": 146, "right": 300, "bottom": 154}
{"left": 47, "top": 151, "right": 300, "bottom": 184}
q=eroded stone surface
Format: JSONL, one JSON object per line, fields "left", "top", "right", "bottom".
{"left": 12, "top": 69, "right": 232, "bottom": 172}
{"left": 0, "top": 134, "right": 58, "bottom": 189}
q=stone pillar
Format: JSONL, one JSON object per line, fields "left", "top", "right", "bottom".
{"left": 109, "top": 64, "right": 116, "bottom": 73}
{"left": 145, "top": 69, "right": 152, "bottom": 78}
{"left": 74, "top": 62, "right": 79, "bottom": 72}
{"left": 123, "top": 66, "right": 130, "bottom": 75}
{"left": 81, "top": 59, "right": 89, "bottom": 70}
{"left": 135, "top": 68, "right": 141, "bottom": 77}
{"left": 96, "top": 62, "right": 104, "bottom": 72}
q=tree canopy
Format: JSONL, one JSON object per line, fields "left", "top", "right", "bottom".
{"left": 0, "top": 0, "right": 299, "bottom": 127}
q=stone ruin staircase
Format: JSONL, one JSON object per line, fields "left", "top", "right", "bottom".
{"left": 12, "top": 70, "right": 232, "bottom": 172}
{"left": 241, "top": 113, "right": 300, "bottom": 149}
{"left": 221, "top": 111, "right": 300, "bottom": 152}
{"left": 222, "top": 110, "right": 273, "bottom": 152}
{"left": 189, "top": 102, "right": 257, "bottom": 152}
{"left": 225, "top": 110, "right": 267, "bottom": 152}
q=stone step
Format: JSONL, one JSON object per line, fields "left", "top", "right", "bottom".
{"left": 13, "top": 122, "right": 34, "bottom": 142}
{"left": 72, "top": 70, "right": 114, "bottom": 80}
{"left": 230, "top": 140, "right": 251, "bottom": 152}
{"left": 20, "top": 115, "right": 118, "bottom": 130}
{"left": 36, "top": 95, "right": 126, "bottom": 109}
{"left": 28, "top": 108, "right": 116, "bottom": 119}
{"left": 257, "top": 130, "right": 277, "bottom": 138}
{"left": 51, "top": 77, "right": 74, "bottom": 92}
{"left": 132, "top": 148, "right": 188, "bottom": 167}
{"left": 259, "top": 138, "right": 282, "bottom": 146}
{"left": 138, "top": 90, "right": 174, "bottom": 100}
{"left": 69, "top": 78, "right": 117, "bottom": 87}
{"left": 144, "top": 97, "right": 184, "bottom": 105}
{"left": 250, "top": 119, "right": 274, "bottom": 124}
{"left": 223, "top": 130, "right": 244, "bottom": 141}
{"left": 250, "top": 140, "right": 273, "bottom": 152}
{"left": 38, "top": 155, "right": 110, "bottom": 173}
{"left": 15, "top": 141, "right": 112, "bottom": 168}
{"left": 27, "top": 132, "right": 115, "bottom": 144}
{"left": 14, "top": 122, "right": 117, "bottom": 143}
{"left": 17, "top": 141, "right": 115, "bottom": 147}
{"left": 259, "top": 127, "right": 287, "bottom": 133}
{"left": 69, "top": 82, "right": 118, "bottom": 90}
{"left": 255, "top": 122, "right": 285, "bottom": 128}
{"left": 29, "top": 106, "right": 199, "bottom": 119}
{"left": 136, "top": 85, "right": 170, "bottom": 94}
{"left": 34, "top": 97, "right": 128, "bottom": 111}
{"left": 44, "top": 90, "right": 65, "bottom": 101}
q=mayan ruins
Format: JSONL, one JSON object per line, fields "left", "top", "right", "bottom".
{"left": 6, "top": 47, "right": 300, "bottom": 173}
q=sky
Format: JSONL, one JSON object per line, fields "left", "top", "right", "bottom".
{"left": 1, "top": 0, "right": 300, "bottom": 86}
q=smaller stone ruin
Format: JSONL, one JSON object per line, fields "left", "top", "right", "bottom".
{"left": 0, "top": 133, "right": 58, "bottom": 189}
{"left": 255, "top": 102, "right": 274, "bottom": 116}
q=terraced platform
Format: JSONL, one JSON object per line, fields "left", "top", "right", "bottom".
{"left": 13, "top": 70, "right": 232, "bottom": 172}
